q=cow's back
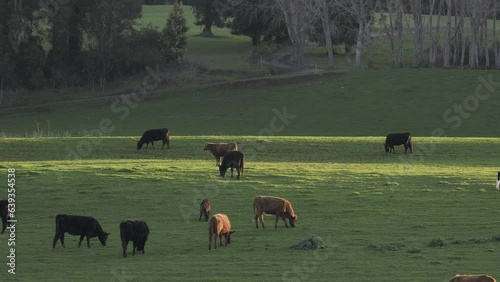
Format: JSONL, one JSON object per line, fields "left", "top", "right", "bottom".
{"left": 120, "top": 219, "right": 149, "bottom": 240}
{"left": 56, "top": 214, "right": 98, "bottom": 235}
{"left": 449, "top": 275, "right": 496, "bottom": 282}
{"left": 253, "top": 196, "right": 286, "bottom": 214}
{"left": 222, "top": 151, "right": 244, "bottom": 164}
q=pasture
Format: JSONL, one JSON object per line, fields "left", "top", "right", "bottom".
{"left": 2, "top": 3, "right": 500, "bottom": 282}
{"left": 0, "top": 136, "right": 499, "bottom": 281}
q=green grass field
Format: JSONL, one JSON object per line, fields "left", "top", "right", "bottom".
{"left": 2, "top": 4, "right": 500, "bottom": 282}
{"left": 0, "top": 136, "right": 499, "bottom": 281}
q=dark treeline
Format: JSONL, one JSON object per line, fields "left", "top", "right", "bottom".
{"left": 0, "top": 0, "right": 188, "bottom": 94}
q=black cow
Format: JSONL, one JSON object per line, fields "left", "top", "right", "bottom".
{"left": 496, "top": 171, "right": 500, "bottom": 190}
{"left": 120, "top": 219, "right": 150, "bottom": 258}
{"left": 137, "top": 128, "right": 170, "bottom": 150}
{"left": 52, "top": 214, "right": 110, "bottom": 248}
{"left": 384, "top": 132, "right": 413, "bottom": 154}
{"left": 219, "top": 151, "right": 244, "bottom": 180}
{"left": 0, "top": 200, "right": 10, "bottom": 234}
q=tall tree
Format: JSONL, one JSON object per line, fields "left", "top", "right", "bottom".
{"left": 301, "top": 0, "right": 336, "bottom": 67}
{"left": 442, "top": 0, "right": 452, "bottom": 68}
{"left": 192, "top": 0, "right": 229, "bottom": 37}
{"left": 409, "top": 0, "right": 425, "bottom": 67}
{"left": 230, "top": 0, "right": 285, "bottom": 46}
{"left": 82, "top": 0, "right": 142, "bottom": 90}
{"left": 160, "top": 1, "right": 189, "bottom": 64}
{"left": 276, "top": 0, "right": 309, "bottom": 63}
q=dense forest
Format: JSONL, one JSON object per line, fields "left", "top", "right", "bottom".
{"left": 1, "top": 0, "right": 500, "bottom": 94}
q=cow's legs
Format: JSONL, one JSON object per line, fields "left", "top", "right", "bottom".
{"left": 161, "top": 139, "right": 166, "bottom": 149}
{"left": 236, "top": 167, "right": 240, "bottom": 180}
{"left": 60, "top": 233, "right": 65, "bottom": 248}
{"left": 275, "top": 215, "right": 279, "bottom": 228}
{"left": 132, "top": 242, "right": 137, "bottom": 255}
{"left": 78, "top": 235, "right": 85, "bottom": 247}
{"left": 214, "top": 234, "right": 218, "bottom": 249}
{"left": 122, "top": 240, "right": 129, "bottom": 258}
{"left": 53, "top": 233, "right": 61, "bottom": 249}
{"left": 230, "top": 167, "right": 234, "bottom": 178}
{"left": 219, "top": 234, "right": 223, "bottom": 246}
{"left": 86, "top": 235, "right": 91, "bottom": 248}
{"left": 256, "top": 213, "right": 265, "bottom": 229}
{"left": 215, "top": 157, "right": 220, "bottom": 166}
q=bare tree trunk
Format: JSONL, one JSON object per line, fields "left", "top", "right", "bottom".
{"left": 494, "top": 0, "right": 500, "bottom": 68}
{"left": 381, "top": 0, "right": 397, "bottom": 67}
{"left": 460, "top": 0, "right": 466, "bottom": 67}
{"left": 277, "top": 0, "right": 306, "bottom": 64}
{"left": 354, "top": 9, "right": 364, "bottom": 68}
{"left": 428, "top": 0, "right": 435, "bottom": 67}
{"left": 410, "top": 0, "right": 424, "bottom": 67}
{"left": 484, "top": 14, "right": 489, "bottom": 68}
{"left": 443, "top": 0, "right": 452, "bottom": 67}
{"left": 397, "top": 0, "right": 404, "bottom": 67}
{"left": 469, "top": 2, "right": 479, "bottom": 68}
{"left": 320, "top": 0, "right": 335, "bottom": 67}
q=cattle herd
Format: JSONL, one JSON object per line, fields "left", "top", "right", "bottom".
{"left": 0, "top": 129, "right": 496, "bottom": 280}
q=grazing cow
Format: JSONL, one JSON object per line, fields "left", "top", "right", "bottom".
{"left": 120, "top": 219, "right": 150, "bottom": 258}
{"left": 199, "top": 199, "right": 211, "bottom": 222}
{"left": 203, "top": 142, "right": 238, "bottom": 166}
{"left": 0, "top": 200, "right": 10, "bottom": 234}
{"left": 253, "top": 196, "right": 298, "bottom": 229}
{"left": 496, "top": 171, "right": 500, "bottom": 190}
{"left": 384, "top": 132, "right": 413, "bottom": 154}
{"left": 219, "top": 151, "right": 244, "bottom": 180}
{"left": 52, "top": 214, "right": 110, "bottom": 249}
{"left": 137, "top": 128, "right": 170, "bottom": 150}
{"left": 208, "top": 213, "right": 235, "bottom": 250}
{"left": 449, "top": 274, "right": 496, "bottom": 282}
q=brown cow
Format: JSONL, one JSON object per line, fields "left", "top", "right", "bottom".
{"left": 253, "top": 196, "right": 298, "bottom": 229}
{"left": 199, "top": 199, "right": 211, "bottom": 222}
{"left": 449, "top": 274, "right": 496, "bottom": 282}
{"left": 203, "top": 142, "right": 238, "bottom": 166}
{"left": 208, "top": 213, "right": 235, "bottom": 250}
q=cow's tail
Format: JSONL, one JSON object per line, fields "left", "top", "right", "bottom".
{"left": 240, "top": 155, "right": 244, "bottom": 176}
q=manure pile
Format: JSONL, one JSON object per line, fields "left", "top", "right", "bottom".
{"left": 290, "top": 235, "right": 329, "bottom": 250}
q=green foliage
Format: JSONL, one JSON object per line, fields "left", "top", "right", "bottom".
{"left": 160, "top": 2, "right": 189, "bottom": 64}
{"left": 229, "top": 0, "right": 287, "bottom": 46}
{"left": 191, "top": 0, "right": 229, "bottom": 36}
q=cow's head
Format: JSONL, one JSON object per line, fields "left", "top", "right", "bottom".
{"left": 98, "top": 232, "right": 110, "bottom": 246}
{"left": 137, "top": 141, "right": 144, "bottom": 150}
{"left": 383, "top": 143, "right": 389, "bottom": 153}
{"left": 288, "top": 214, "right": 298, "bottom": 228}
{"left": 225, "top": 231, "right": 236, "bottom": 244}
{"left": 203, "top": 143, "right": 211, "bottom": 151}
{"left": 136, "top": 238, "right": 148, "bottom": 251}
{"left": 219, "top": 164, "right": 228, "bottom": 177}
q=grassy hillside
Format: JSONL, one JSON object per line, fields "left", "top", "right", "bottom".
{"left": 2, "top": 68, "right": 499, "bottom": 137}
{"left": 1, "top": 4, "right": 500, "bottom": 282}
{"left": 0, "top": 136, "right": 499, "bottom": 281}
